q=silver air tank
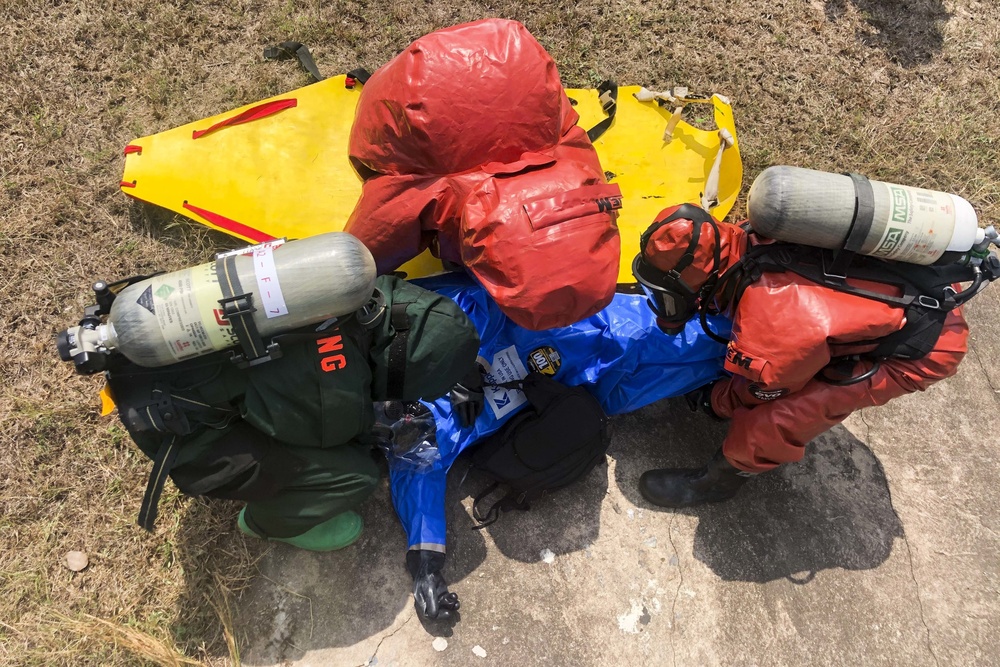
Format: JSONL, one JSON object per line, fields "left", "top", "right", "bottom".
{"left": 747, "top": 166, "right": 981, "bottom": 265}
{"left": 75, "top": 232, "right": 376, "bottom": 368}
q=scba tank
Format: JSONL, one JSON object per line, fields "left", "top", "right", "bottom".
{"left": 104, "top": 232, "right": 376, "bottom": 367}
{"left": 747, "top": 166, "right": 981, "bottom": 265}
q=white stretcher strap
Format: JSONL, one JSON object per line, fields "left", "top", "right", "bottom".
{"left": 701, "top": 129, "right": 735, "bottom": 212}
{"left": 633, "top": 86, "right": 715, "bottom": 143}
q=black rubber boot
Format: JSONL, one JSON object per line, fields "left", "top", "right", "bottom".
{"left": 639, "top": 449, "right": 752, "bottom": 508}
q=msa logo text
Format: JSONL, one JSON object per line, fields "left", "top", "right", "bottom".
{"left": 877, "top": 227, "right": 904, "bottom": 255}
{"left": 889, "top": 186, "right": 910, "bottom": 224}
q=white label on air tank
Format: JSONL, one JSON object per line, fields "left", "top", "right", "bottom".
{"left": 215, "top": 238, "right": 286, "bottom": 260}
{"left": 150, "top": 268, "right": 215, "bottom": 361}
{"left": 480, "top": 346, "right": 529, "bottom": 419}
{"left": 870, "top": 185, "right": 956, "bottom": 265}
{"left": 252, "top": 245, "right": 288, "bottom": 318}
{"left": 193, "top": 262, "right": 238, "bottom": 351}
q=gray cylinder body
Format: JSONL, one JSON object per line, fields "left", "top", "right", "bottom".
{"left": 105, "top": 232, "right": 377, "bottom": 367}
{"left": 747, "top": 166, "right": 978, "bottom": 265}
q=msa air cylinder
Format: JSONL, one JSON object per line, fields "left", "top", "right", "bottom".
{"left": 89, "top": 232, "right": 375, "bottom": 368}
{"left": 747, "top": 166, "right": 981, "bottom": 265}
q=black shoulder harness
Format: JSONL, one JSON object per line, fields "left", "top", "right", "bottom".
{"left": 718, "top": 241, "right": 991, "bottom": 362}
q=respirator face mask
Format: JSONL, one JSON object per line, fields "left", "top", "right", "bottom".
{"left": 631, "top": 254, "right": 700, "bottom": 335}
{"left": 632, "top": 204, "right": 722, "bottom": 336}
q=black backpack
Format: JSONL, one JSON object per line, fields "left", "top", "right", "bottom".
{"left": 469, "top": 373, "right": 610, "bottom": 528}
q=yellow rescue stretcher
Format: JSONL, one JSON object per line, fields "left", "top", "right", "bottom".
{"left": 120, "top": 76, "right": 742, "bottom": 282}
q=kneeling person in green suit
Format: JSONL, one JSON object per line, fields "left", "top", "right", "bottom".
{"left": 107, "top": 276, "right": 481, "bottom": 551}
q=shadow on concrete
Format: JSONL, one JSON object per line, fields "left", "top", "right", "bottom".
{"left": 612, "top": 398, "right": 904, "bottom": 584}
{"left": 207, "top": 462, "right": 490, "bottom": 664}
{"left": 824, "top": 0, "right": 949, "bottom": 67}
{"left": 452, "top": 449, "right": 610, "bottom": 564}
{"left": 219, "top": 479, "right": 414, "bottom": 664}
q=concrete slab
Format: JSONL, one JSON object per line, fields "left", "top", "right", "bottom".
{"left": 234, "top": 295, "right": 999, "bottom": 667}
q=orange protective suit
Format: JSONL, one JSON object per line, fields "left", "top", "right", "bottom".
{"left": 345, "top": 19, "right": 621, "bottom": 331}
{"left": 645, "top": 216, "right": 969, "bottom": 473}
{"left": 718, "top": 229, "right": 968, "bottom": 472}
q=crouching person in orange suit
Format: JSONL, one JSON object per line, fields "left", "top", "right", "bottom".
{"left": 631, "top": 203, "right": 970, "bottom": 507}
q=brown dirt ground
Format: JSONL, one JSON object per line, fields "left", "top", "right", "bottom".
{"left": 1, "top": 0, "right": 997, "bottom": 664}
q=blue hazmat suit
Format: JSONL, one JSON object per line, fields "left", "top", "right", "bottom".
{"left": 384, "top": 273, "right": 731, "bottom": 551}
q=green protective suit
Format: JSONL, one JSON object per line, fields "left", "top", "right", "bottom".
{"left": 107, "top": 276, "right": 480, "bottom": 538}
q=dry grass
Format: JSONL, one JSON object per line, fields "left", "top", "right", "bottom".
{"left": 2, "top": 0, "right": 998, "bottom": 664}
{"left": 46, "top": 612, "right": 205, "bottom": 667}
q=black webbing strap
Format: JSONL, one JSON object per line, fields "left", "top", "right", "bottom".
{"left": 263, "top": 41, "right": 324, "bottom": 82}
{"left": 168, "top": 393, "right": 239, "bottom": 430}
{"left": 740, "top": 242, "right": 970, "bottom": 363}
{"left": 386, "top": 302, "right": 412, "bottom": 399}
{"left": 345, "top": 68, "right": 372, "bottom": 87}
{"left": 751, "top": 244, "right": 917, "bottom": 311}
{"left": 138, "top": 435, "right": 180, "bottom": 531}
{"left": 586, "top": 80, "right": 618, "bottom": 143}
{"left": 615, "top": 282, "right": 644, "bottom": 294}
{"left": 215, "top": 255, "right": 273, "bottom": 366}
{"left": 471, "top": 481, "right": 503, "bottom": 528}
{"left": 845, "top": 172, "right": 876, "bottom": 253}
{"left": 471, "top": 483, "right": 529, "bottom": 529}
{"left": 828, "top": 173, "right": 876, "bottom": 277}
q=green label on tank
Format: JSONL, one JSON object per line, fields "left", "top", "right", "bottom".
{"left": 876, "top": 227, "right": 904, "bottom": 255}
{"left": 154, "top": 283, "right": 175, "bottom": 300}
{"left": 872, "top": 184, "right": 955, "bottom": 264}
{"left": 889, "top": 186, "right": 910, "bottom": 225}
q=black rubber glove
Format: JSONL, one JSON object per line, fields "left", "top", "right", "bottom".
{"left": 406, "top": 549, "right": 460, "bottom": 621}
{"left": 448, "top": 367, "right": 485, "bottom": 428}
{"left": 684, "top": 380, "right": 723, "bottom": 420}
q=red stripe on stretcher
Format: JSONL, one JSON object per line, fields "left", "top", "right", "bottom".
{"left": 123, "top": 144, "right": 142, "bottom": 155}
{"left": 182, "top": 202, "right": 275, "bottom": 243}
{"left": 120, "top": 180, "right": 136, "bottom": 188}
{"left": 191, "top": 99, "right": 298, "bottom": 139}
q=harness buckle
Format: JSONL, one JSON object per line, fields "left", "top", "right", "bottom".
{"left": 228, "top": 341, "right": 283, "bottom": 369}
{"left": 917, "top": 294, "right": 941, "bottom": 310}
{"left": 598, "top": 90, "right": 616, "bottom": 114}
{"left": 145, "top": 386, "right": 193, "bottom": 435}
{"left": 940, "top": 286, "right": 958, "bottom": 310}
{"left": 821, "top": 249, "right": 853, "bottom": 282}
{"left": 356, "top": 288, "right": 387, "bottom": 330}
{"left": 218, "top": 293, "right": 256, "bottom": 318}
